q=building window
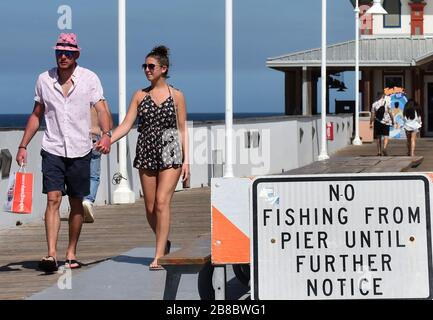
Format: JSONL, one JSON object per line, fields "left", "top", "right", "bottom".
{"left": 383, "top": 0, "right": 401, "bottom": 28}
{"left": 384, "top": 74, "right": 404, "bottom": 88}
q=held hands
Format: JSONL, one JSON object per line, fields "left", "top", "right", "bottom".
{"left": 94, "top": 135, "right": 111, "bottom": 154}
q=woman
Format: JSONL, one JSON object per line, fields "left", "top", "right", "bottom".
{"left": 109, "top": 46, "right": 190, "bottom": 270}
{"left": 403, "top": 99, "right": 422, "bottom": 156}
{"left": 370, "top": 93, "right": 394, "bottom": 156}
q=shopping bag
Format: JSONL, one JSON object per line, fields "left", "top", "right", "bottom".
{"left": 4, "top": 174, "right": 16, "bottom": 212}
{"left": 4, "top": 165, "right": 33, "bottom": 214}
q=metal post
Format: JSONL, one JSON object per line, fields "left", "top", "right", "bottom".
{"left": 302, "top": 66, "right": 309, "bottom": 116}
{"left": 212, "top": 265, "right": 226, "bottom": 300}
{"left": 318, "top": 0, "right": 329, "bottom": 161}
{"left": 353, "top": 0, "right": 362, "bottom": 145}
{"left": 113, "top": 0, "right": 135, "bottom": 204}
{"left": 224, "top": 0, "right": 234, "bottom": 177}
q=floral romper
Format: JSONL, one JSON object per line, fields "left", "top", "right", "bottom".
{"left": 133, "top": 86, "right": 182, "bottom": 171}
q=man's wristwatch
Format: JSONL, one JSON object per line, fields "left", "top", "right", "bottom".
{"left": 103, "top": 131, "right": 112, "bottom": 138}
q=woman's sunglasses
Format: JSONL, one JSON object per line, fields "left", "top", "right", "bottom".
{"left": 55, "top": 50, "right": 75, "bottom": 59}
{"left": 142, "top": 63, "right": 160, "bottom": 71}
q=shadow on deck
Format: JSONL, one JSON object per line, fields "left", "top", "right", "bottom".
{"left": 0, "top": 187, "right": 211, "bottom": 299}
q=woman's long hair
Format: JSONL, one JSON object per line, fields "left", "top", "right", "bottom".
{"left": 403, "top": 99, "right": 417, "bottom": 120}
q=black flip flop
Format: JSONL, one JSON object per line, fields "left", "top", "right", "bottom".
{"left": 65, "top": 259, "right": 82, "bottom": 269}
{"left": 165, "top": 240, "right": 171, "bottom": 255}
{"left": 38, "top": 256, "right": 58, "bottom": 272}
{"left": 149, "top": 264, "right": 164, "bottom": 271}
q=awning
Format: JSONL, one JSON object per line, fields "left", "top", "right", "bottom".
{"left": 267, "top": 36, "right": 433, "bottom": 69}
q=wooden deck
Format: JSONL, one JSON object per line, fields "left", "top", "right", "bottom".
{"left": 0, "top": 187, "right": 211, "bottom": 300}
{"left": 285, "top": 155, "right": 424, "bottom": 174}
{"left": 331, "top": 138, "right": 433, "bottom": 172}
{"left": 1, "top": 138, "right": 432, "bottom": 300}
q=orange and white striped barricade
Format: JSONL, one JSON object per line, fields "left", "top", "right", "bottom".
{"left": 211, "top": 177, "right": 253, "bottom": 299}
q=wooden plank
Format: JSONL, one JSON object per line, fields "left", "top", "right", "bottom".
{"left": 288, "top": 153, "right": 425, "bottom": 176}
{"left": 283, "top": 162, "right": 330, "bottom": 175}
{"left": 344, "top": 159, "right": 381, "bottom": 166}
{"left": 158, "top": 233, "right": 211, "bottom": 266}
{"left": 324, "top": 166, "right": 364, "bottom": 174}
{"left": 361, "top": 157, "right": 422, "bottom": 173}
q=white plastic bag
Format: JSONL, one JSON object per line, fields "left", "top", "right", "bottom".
{"left": 4, "top": 172, "right": 16, "bottom": 211}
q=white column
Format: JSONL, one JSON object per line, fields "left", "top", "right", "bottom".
{"left": 318, "top": 0, "right": 329, "bottom": 161}
{"left": 302, "top": 66, "right": 309, "bottom": 116}
{"left": 353, "top": 0, "right": 362, "bottom": 145}
{"left": 224, "top": 0, "right": 234, "bottom": 177}
{"left": 113, "top": 0, "right": 135, "bottom": 204}
{"left": 213, "top": 265, "right": 226, "bottom": 300}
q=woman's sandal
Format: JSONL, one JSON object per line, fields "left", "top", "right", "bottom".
{"left": 65, "top": 258, "right": 82, "bottom": 269}
{"left": 38, "top": 256, "right": 58, "bottom": 272}
{"left": 148, "top": 241, "right": 171, "bottom": 271}
{"left": 149, "top": 263, "right": 164, "bottom": 271}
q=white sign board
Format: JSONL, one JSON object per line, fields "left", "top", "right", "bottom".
{"left": 251, "top": 174, "right": 432, "bottom": 300}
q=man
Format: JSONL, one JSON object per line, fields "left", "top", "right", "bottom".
{"left": 369, "top": 93, "right": 394, "bottom": 156}
{"left": 82, "top": 101, "right": 113, "bottom": 223}
{"left": 16, "top": 33, "right": 111, "bottom": 272}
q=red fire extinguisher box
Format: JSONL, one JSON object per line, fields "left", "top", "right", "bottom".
{"left": 326, "top": 122, "right": 334, "bottom": 141}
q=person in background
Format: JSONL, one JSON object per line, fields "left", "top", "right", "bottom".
{"left": 82, "top": 100, "right": 113, "bottom": 223}
{"left": 370, "top": 93, "right": 394, "bottom": 156}
{"left": 15, "top": 33, "right": 111, "bottom": 272}
{"left": 403, "top": 99, "right": 422, "bottom": 156}
{"left": 99, "top": 45, "right": 190, "bottom": 271}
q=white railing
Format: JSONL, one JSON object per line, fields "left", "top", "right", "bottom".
{"left": 0, "top": 114, "right": 353, "bottom": 229}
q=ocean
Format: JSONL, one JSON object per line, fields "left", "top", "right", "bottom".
{"left": 0, "top": 113, "right": 284, "bottom": 128}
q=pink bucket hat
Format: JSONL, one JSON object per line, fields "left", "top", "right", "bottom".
{"left": 52, "top": 33, "right": 81, "bottom": 51}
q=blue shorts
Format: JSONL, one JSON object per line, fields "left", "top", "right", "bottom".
{"left": 41, "top": 149, "right": 91, "bottom": 198}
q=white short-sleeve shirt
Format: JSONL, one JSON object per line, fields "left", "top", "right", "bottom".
{"left": 34, "top": 65, "right": 104, "bottom": 158}
{"left": 371, "top": 97, "right": 392, "bottom": 126}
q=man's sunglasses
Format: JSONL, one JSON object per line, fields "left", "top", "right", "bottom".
{"left": 141, "top": 63, "right": 160, "bottom": 71}
{"left": 55, "top": 50, "right": 75, "bottom": 59}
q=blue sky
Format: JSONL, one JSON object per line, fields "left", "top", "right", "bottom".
{"left": 0, "top": 0, "right": 355, "bottom": 114}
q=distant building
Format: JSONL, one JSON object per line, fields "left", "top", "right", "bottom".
{"left": 268, "top": 0, "right": 433, "bottom": 136}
